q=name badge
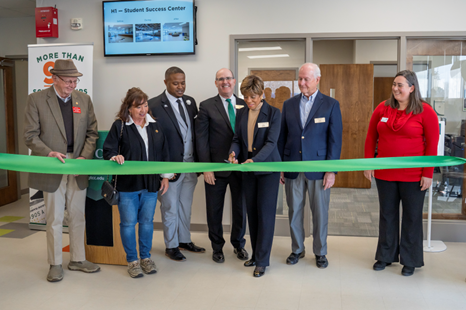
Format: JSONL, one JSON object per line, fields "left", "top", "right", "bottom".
{"left": 381, "top": 117, "right": 388, "bottom": 122}
{"left": 73, "top": 107, "right": 81, "bottom": 114}
{"left": 258, "top": 122, "right": 269, "bottom": 128}
{"left": 314, "top": 117, "right": 325, "bottom": 123}
{"left": 236, "top": 105, "right": 244, "bottom": 109}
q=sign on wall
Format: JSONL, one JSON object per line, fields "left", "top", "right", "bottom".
{"left": 27, "top": 43, "right": 94, "bottom": 230}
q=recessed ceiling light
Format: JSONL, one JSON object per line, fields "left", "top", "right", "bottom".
{"left": 239, "top": 46, "right": 282, "bottom": 52}
{"left": 247, "top": 54, "right": 289, "bottom": 59}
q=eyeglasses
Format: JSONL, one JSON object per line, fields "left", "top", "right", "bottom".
{"left": 58, "top": 76, "right": 80, "bottom": 85}
{"left": 216, "top": 77, "right": 234, "bottom": 82}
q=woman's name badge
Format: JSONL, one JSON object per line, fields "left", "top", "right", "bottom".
{"left": 381, "top": 117, "right": 389, "bottom": 122}
{"left": 258, "top": 122, "right": 269, "bottom": 128}
{"left": 314, "top": 117, "right": 325, "bottom": 123}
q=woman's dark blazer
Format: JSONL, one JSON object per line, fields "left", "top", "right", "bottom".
{"left": 103, "top": 119, "right": 170, "bottom": 193}
{"left": 229, "top": 100, "right": 281, "bottom": 175}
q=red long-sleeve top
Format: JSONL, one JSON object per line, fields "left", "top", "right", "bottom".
{"left": 364, "top": 101, "right": 439, "bottom": 182}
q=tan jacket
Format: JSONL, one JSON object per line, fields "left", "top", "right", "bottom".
{"left": 23, "top": 86, "right": 98, "bottom": 192}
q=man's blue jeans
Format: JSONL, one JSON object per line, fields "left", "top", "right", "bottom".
{"left": 118, "top": 190, "right": 158, "bottom": 262}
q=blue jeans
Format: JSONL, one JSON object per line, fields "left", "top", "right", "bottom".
{"left": 118, "top": 190, "right": 158, "bottom": 262}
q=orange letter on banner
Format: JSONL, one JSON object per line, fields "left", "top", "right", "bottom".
{"left": 43, "top": 61, "right": 54, "bottom": 86}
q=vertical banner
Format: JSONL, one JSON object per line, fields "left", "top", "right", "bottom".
{"left": 27, "top": 43, "right": 94, "bottom": 230}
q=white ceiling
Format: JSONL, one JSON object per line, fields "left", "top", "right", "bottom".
{"left": 0, "top": 0, "right": 36, "bottom": 18}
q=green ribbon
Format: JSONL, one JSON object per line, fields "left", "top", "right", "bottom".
{"left": 0, "top": 153, "right": 464, "bottom": 175}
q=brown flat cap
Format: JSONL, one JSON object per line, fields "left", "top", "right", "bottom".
{"left": 50, "top": 59, "right": 83, "bottom": 77}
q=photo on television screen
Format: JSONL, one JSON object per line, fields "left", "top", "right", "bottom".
{"left": 163, "top": 22, "right": 190, "bottom": 42}
{"left": 108, "top": 24, "right": 134, "bottom": 43}
{"left": 102, "top": 0, "right": 196, "bottom": 56}
{"left": 135, "top": 23, "right": 161, "bottom": 42}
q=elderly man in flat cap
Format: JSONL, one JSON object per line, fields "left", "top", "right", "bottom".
{"left": 24, "top": 59, "right": 99, "bottom": 282}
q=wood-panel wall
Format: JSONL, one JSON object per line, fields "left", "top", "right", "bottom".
{"left": 320, "top": 64, "right": 373, "bottom": 189}
{"left": 374, "top": 77, "right": 393, "bottom": 107}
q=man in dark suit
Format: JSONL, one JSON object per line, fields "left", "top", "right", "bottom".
{"left": 278, "top": 63, "right": 342, "bottom": 269}
{"left": 148, "top": 67, "right": 205, "bottom": 261}
{"left": 195, "top": 68, "right": 248, "bottom": 263}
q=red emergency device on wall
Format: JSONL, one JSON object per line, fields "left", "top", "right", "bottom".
{"left": 35, "top": 7, "right": 58, "bottom": 38}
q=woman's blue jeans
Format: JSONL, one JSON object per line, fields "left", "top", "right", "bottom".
{"left": 118, "top": 190, "right": 158, "bottom": 262}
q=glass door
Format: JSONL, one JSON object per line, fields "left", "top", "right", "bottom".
{"left": 408, "top": 39, "right": 466, "bottom": 220}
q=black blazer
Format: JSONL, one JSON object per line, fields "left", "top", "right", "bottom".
{"left": 195, "top": 94, "right": 246, "bottom": 178}
{"left": 103, "top": 119, "right": 170, "bottom": 193}
{"left": 229, "top": 100, "right": 281, "bottom": 175}
{"left": 148, "top": 91, "right": 198, "bottom": 162}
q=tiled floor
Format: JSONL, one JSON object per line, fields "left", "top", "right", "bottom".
{"left": 1, "top": 194, "right": 466, "bottom": 310}
{"left": 327, "top": 174, "right": 463, "bottom": 237}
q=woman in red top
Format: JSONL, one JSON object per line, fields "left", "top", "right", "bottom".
{"left": 364, "top": 70, "right": 439, "bottom": 277}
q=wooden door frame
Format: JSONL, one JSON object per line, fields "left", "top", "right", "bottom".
{"left": 0, "top": 57, "right": 19, "bottom": 206}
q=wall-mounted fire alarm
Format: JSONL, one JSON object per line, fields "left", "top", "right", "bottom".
{"left": 35, "top": 7, "right": 58, "bottom": 38}
{"left": 71, "top": 18, "right": 82, "bottom": 30}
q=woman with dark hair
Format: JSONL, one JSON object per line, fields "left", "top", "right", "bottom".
{"left": 364, "top": 70, "right": 439, "bottom": 276}
{"left": 103, "top": 87, "right": 172, "bottom": 278}
{"left": 229, "top": 75, "right": 281, "bottom": 277}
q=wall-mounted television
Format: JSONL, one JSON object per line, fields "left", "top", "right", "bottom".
{"left": 102, "top": 0, "right": 196, "bottom": 57}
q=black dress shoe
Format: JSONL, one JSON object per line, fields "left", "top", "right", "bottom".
{"left": 179, "top": 242, "right": 206, "bottom": 253}
{"left": 212, "top": 251, "right": 225, "bottom": 263}
{"left": 315, "top": 255, "right": 328, "bottom": 269}
{"left": 234, "top": 248, "right": 249, "bottom": 261}
{"left": 286, "top": 251, "right": 305, "bottom": 265}
{"left": 244, "top": 259, "right": 256, "bottom": 267}
{"left": 165, "top": 248, "right": 186, "bottom": 261}
{"left": 253, "top": 266, "right": 266, "bottom": 277}
{"left": 401, "top": 266, "right": 415, "bottom": 276}
{"left": 373, "top": 260, "right": 391, "bottom": 271}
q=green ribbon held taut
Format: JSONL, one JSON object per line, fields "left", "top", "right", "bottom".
{"left": 0, "top": 153, "right": 464, "bottom": 175}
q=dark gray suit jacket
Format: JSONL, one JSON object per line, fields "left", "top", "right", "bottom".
{"left": 195, "top": 94, "right": 245, "bottom": 178}
{"left": 148, "top": 91, "right": 198, "bottom": 163}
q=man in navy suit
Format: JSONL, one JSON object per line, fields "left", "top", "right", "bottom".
{"left": 278, "top": 63, "right": 342, "bottom": 268}
{"left": 148, "top": 67, "right": 205, "bottom": 262}
{"left": 195, "top": 68, "right": 248, "bottom": 263}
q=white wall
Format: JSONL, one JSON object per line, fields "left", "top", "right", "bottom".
{"left": 354, "top": 40, "right": 398, "bottom": 64}
{"left": 313, "top": 40, "right": 354, "bottom": 65}
{"left": 0, "top": 17, "right": 35, "bottom": 57}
